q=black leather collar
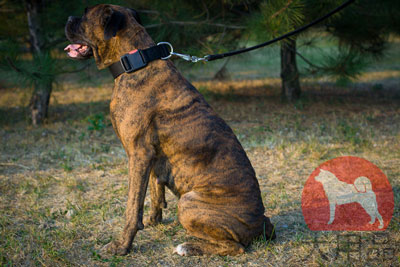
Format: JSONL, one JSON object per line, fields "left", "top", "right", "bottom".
{"left": 108, "top": 43, "right": 170, "bottom": 79}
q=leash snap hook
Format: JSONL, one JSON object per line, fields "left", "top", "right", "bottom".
{"left": 171, "top": 52, "right": 208, "bottom": 63}
{"left": 189, "top": 55, "right": 208, "bottom": 63}
{"left": 157, "top": 41, "right": 208, "bottom": 62}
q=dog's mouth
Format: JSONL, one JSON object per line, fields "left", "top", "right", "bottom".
{"left": 64, "top": 43, "right": 93, "bottom": 59}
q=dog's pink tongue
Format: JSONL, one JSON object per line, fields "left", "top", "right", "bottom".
{"left": 64, "top": 44, "right": 82, "bottom": 58}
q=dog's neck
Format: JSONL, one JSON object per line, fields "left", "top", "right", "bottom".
{"left": 118, "top": 28, "right": 155, "bottom": 56}
{"left": 96, "top": 28, "right": 155, "bottom": 69}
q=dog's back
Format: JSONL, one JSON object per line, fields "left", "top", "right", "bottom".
{"left": 315, "top": 169, "right": 355, "bottom": 199}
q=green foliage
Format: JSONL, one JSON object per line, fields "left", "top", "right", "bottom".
{"left": 327, "top": 0, "right": 400, "bottom": 55}
{"left": 0, "top": 47, "right": 57, "bottom": 88}
{"left": 0, "top": 1, "right": 27, "bottom": 39}
{"left": 246, "top": 0, "right": 400, "bottom": 84}
{"left": 337, "top": 119, "right": 365, "bottom": 145}
{"left": 311, "top": 46, "right": 367, "bottom": 83}
{"left": 0, "top": 0, "right": 111, "bottom": 90}
{"left": 372, "top": 84, "right": 384, "bottom": 92}
{"left": 86, "top": 113, "right": 106, "bottom": 132}
{"left": 128, "top": 0, "right": 257, "bottom": 55}
{"left": 247, "top": 0, "right": 305, "bottom": 41}
{"left": 0, "top": 0, "right": 399, "bottom": 96}
{"left": 61, "top": 160, "right": 73, "bottom": 172}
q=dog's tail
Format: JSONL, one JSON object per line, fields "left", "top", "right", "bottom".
{"left": 263, "top": 216, "right": 276, "bottom": 241}
{"left": 353, "top": 176, "right": 373, "bottom": 193}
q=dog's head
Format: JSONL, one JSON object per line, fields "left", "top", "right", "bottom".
{"left": 65, "top": 4, "right": 142, "bottom": 68}
{"left": 315, "top": 169, "right": 335, "bottom": 184}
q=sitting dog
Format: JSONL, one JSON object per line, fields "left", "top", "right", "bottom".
{"left": 315, "top": 169, "right": 383, "bottom": 229}
{"left": 64, "top": 4, "right": 275, "bottom": 256}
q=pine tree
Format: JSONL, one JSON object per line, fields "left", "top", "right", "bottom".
{"left": 127, "top": 0, "right": 258, "bottom": 79}
{"left": 0, "top": 0, "right": 94, "bottom": 125}
{"left": 248, "top": 0, "right": 400, "bottom": 100}
{"left": 131, "top": 0, "right": 399, "bottom": 100}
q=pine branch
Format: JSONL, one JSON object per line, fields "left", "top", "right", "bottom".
{"left": 6, "top": 56, "right": 90, "bottom": 77}
{"left": 271, "top": 0, "right": 294, "bottom": 19}
{"left": 145, "top": 20, "right": 246, "bottom": 30}
{"left": 282, "top": 43, "right": 321, "bottom": 70}
{"left": 192, "top": 0, "right": 210, "bottom": 20}
{"left": 5, "top": 56, "right": 22, "bottom": 73}
{"left": 137, "top": 9, "right": 160, "bottom": 15}
{"left": 202, "top": 0, "right": 210, "bottom": 21}
{"left": 44, "top": 38, "right": 67, "bottom": 49}
{"left": 295, "top": 50, "right": 321, "bottom": 69}
{"left": 6, "top": 56, "right": 41, "bottom": 79}
{"left": 55, "top": 62, "right": 92, "bottom": 75}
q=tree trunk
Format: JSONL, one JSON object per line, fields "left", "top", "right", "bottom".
{"left": 29, "top": 80, "right": 52, "bottom": 125}
{"left": 280, "top": 39, "right": 301, "bottom": 101}
{"left": 213, "top": 58, "right": 231, "bottom": 81}
{"left": 26, "top": 0, "right": 53, "bottom": 125}
{"left": 26, "top": 0, "right": 43, "bottom": 55}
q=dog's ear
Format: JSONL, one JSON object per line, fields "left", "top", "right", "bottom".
{"left": 128, "top": 8, "right": 142, "bottom": 25}
{"left": 102, "top": 7, "right": 126, "bottom": 41}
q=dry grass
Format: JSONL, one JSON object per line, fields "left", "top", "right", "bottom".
{"left": 0, "top": 79, "right": 399, "bottom": 266}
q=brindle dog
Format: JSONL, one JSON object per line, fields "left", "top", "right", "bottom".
{"left": 65, "top": 4, "right": 275, "bottom": 256}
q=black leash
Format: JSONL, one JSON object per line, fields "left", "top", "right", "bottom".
{"left": 109, "top": 0, "right": 354, "bottom": 78}
{"left": 204, "top": 0, "right": 355, "bottom": 61}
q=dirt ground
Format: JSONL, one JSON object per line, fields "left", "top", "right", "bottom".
{"left": 0, "top": 77, "right": 399, "bottom": 266}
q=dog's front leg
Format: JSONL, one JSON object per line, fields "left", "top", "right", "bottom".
{"left": 145, "top": 171, "right": 167, "bottom": 226}
{"left": 105, "top": 149, "right": 154, "bottom": 255}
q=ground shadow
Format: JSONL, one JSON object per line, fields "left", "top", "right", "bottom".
{"left": 0, "top": 100, "right": 110, "bottom": 127}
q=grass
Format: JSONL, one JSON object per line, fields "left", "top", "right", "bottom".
{"left": 1, "top": 37, "right": 400, "bottom": 266}
{"left": 1, "top": 83, "right": 399, "bottom": 266}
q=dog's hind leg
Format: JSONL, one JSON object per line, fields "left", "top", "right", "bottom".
{"left": 328, "top": 203, "right": 336, "bottom": 224}
{"left": 376, "top": 211, "right": 384, "bottom": 229}
{"left": 360, "top": 193, "right": 384, "bottom": 229}
{"left": 365, "top": 202, "right": 384, "bottom": 229}
{"left": 175, "top": 191, "right": 273, "bottom": 256}
{"left": 174, "top": 240, "right": 245, "bottom": 256}
{"left": 145, "top": 170, "right": 167, "bottom": 226}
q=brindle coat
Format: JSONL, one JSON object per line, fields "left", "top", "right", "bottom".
{"left": 65, "top": 4, "right": 275, "bottom": 256}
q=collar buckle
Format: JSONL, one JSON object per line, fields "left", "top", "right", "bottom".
{"left": 120, "top": 50, "right": 147, "bottom": 73}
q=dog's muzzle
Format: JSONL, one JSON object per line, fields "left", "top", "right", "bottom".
{"left": 64, "top": 16, "right": 93, "bottom": 59}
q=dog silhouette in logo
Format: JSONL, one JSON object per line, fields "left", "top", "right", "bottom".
{"left": 315, "top": 169, "right": 383, "bottom": 229}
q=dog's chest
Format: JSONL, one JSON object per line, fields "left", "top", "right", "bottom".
{"left": 109, "top": 82, "right": 156, "bottom": 146}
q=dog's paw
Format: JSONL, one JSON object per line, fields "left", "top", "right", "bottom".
{"left": 173, "top": 244, "right": 188, "bottom": 256}
{"left": 263, "top": 216, "right": 277, "bottom": 240}
{"left": 144, "top": 212, "right": 162, "bottom": 227}
{"left": 101, "top": 241, "right": 129, "bottom": 256}
{"left": 144, "top": 217, "right": 160, "bottom": 227}
{"left": 173, "top": 243, "right": 203, "bottom": 256}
